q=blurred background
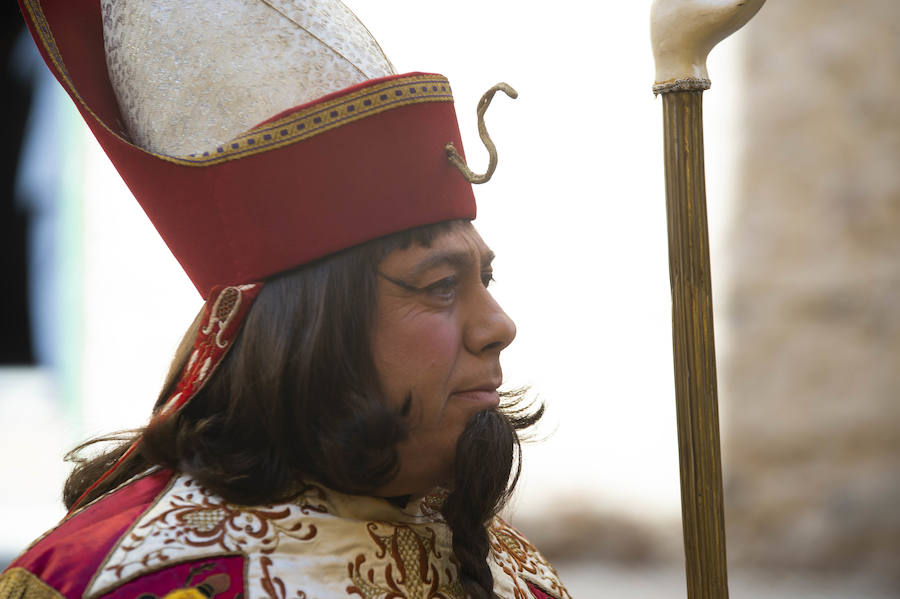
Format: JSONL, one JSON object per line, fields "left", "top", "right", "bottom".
{"left": 1, "top": 1, "right": 898, "bottom": 597}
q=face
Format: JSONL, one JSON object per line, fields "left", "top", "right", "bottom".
{"left": 371, "top": 223, "right": 516, "bottom": 497}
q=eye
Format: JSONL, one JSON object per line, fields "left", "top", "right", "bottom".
{"left": 423, "top": 275, "right": 458, "bottom": 301}
{"left": 481, "top": 270, "right": 495, "bottom": 288}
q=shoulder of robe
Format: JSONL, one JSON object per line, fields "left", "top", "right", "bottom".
{"left": 1, "top": 469, "right": 176, "bottom": 599}
{"left": 489, "top": 516, "right": 574, "bottom": 599}
{"left": 3, "top": 474, "right": 574, "bottom": 599}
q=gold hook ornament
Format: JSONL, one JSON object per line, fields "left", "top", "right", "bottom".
{"left": 445, "top": 82, "right": 517, "bottom": 184}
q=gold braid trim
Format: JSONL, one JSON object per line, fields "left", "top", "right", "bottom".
{"left": 0, "top": 568, "right": 65, "bottom": 599}
{"left": 181, "top": 75, "right": 453, "bottom": 165}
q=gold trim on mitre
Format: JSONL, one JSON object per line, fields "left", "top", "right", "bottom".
{"left": 179, "top": 75, "right": 454, "bottom": 166}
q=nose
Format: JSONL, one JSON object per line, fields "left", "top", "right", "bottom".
{"left": 464, "top": 289, "right": 517, "bottom": 355}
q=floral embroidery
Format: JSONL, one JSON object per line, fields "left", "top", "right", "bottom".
{"left": 85, "top": 474, "right": 569, "bottom": 599}
{"left": 347, "top": 523, "right": 464, "bottom": 599}
{"left": 488, "top": 520, "right": 572, "bottom": 599}
{"left": 491, "top": 527, "right": 539, "bottom": 576}
{"left": 103, "top": 479, "right": 319, "bottom": 580}
{"left": 420, "top": 490, "right": 449, "bottom": 517}
{"left": 158, "top": 284, "right": 263, "bottom": 418}
{"left": 259, "top": 556, "right": 307, "bottom": 599}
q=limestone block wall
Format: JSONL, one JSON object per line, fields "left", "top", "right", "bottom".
{"left": 723, "top": 0, "right": 900, "bottom": 584}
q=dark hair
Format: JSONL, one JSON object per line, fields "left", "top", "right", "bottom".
{"left": 63, "top": 218, "right": 542, "bottom": 599}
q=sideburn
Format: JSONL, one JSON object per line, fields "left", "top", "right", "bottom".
{"left": 439, "top": 409, "right": 519, "bottom": 599}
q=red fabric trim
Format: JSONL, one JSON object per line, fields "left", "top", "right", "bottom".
{"left": 8, "top": 469, "right": 174, "bottom": 598}
{"left": 157, "top": 283, "right": 263, "bottom": 417}
{"left": 99, "top": 555, "right": 245, "bottom": 599}
{"left": 527, "top": 582, "right": 555, "bottom": 599}
{"left": 19, "top": 0, "right": 476, "bottom": 299}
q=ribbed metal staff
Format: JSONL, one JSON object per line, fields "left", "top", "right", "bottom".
{"left": 650, "top": 1, "right": 766, "bottom": 598}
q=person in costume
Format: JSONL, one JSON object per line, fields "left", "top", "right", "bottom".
{"left": 2, "top": 2, "right": 572, "bottom": 599}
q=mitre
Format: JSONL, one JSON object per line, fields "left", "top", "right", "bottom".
{"left": 19, "top": 0, "right": 476, "bottom": 296}
{"left": 101, "top": 0, "right": 396, "bottom": 156}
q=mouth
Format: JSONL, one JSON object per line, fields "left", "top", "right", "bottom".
{"left": 450, "top": 385, "right": 501, "bottom": 409}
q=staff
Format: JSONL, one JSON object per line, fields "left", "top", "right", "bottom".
{"left": 651, "top": 1, "right": 766, "bottom": 597}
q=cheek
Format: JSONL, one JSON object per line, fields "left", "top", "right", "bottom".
{"left": 414, "top": 321, "right": 459, "bottom": 367}
{"left": 374, "top": 313, "right": 460, "bottom": 389}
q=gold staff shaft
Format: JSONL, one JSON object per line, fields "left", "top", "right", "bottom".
{"left": 661, "top": 89, "right": 729, "bottom": 599}
{"left": 651, "top": 2, "right": 766, "bottom": 594}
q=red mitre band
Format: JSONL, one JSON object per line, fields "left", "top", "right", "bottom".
{"left": 19, "top": 0, "right": 477, "bottom": 299}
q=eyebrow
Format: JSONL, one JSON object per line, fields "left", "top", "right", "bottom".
{"left": 404, "top": 248, "right": 495, "bottom": 281}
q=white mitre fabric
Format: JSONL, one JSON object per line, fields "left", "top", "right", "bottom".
{"left": 100, "top": 0, "right": 396, "bottom": 156}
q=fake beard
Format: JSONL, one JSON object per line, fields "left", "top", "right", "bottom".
{"left": 439, "top": 409, "right": 519, "bottom": 599}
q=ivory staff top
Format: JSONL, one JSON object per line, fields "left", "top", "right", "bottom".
{"left": 651, "top": 0, "right": 766, "bottom": 93}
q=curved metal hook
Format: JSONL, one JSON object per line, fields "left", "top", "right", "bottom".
{"left": 446, "top": 82, "right": 518, "bottom": 184}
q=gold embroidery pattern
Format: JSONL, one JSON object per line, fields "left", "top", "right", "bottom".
{"left": 420, "top": 489, "right": 449, "bottom": 517}
{"left": 102, "top": 478, "right": 321, "bottom": 580}
{"left": 259, "top": 556, "right": 308, "bottom": 599}
{"left": 81, "top": 474, "right": 566, "bottom": 599}
{"left": 179, "top": 75, "right": 453, "bottom": 165}
{"left": 489, "top": 519, "right": 573, "bottom": 599}
{"left": 492, "top": 528, "right": 539, "bottom": 576}
{"left": 19, "top": 0, "right": 452, "bottom": 168}
{"left": 0, "top": 568, "right": 64, "bottom": 599}
{"left": 347, "top": 523, "right": 464, "bottom": 599}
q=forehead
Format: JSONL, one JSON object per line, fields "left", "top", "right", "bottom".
{"left": 379, "top": 223, "right": 492, "bottom": 272}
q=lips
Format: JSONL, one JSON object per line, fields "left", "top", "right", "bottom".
{"left": 450, "top": 386, "right": 501, "bottom": 408}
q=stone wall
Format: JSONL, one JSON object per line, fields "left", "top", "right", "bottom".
{"left": 723, "top": 0, "right": 900, "bottom": 585}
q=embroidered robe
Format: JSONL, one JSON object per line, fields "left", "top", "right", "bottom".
{"left": 0, "top": 470, "right": 571, "bottom": 599}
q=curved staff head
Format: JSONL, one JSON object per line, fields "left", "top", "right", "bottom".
{"left": 651, "top": 0, "right": 766, "bottom": 93}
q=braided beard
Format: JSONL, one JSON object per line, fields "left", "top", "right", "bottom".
{"left": 439, "top": 409, "right": 519, "bottom": 599}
